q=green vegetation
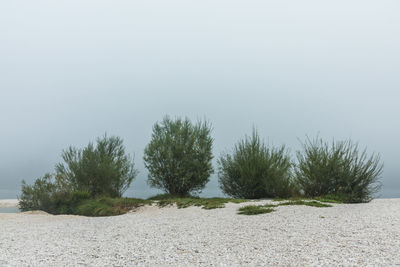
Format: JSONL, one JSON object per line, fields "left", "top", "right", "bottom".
{"left": 314, "top": 194, "right": 345, "bottom": 204}
{"left": 19, "top": 135, "right": 138, "bottom": 213}
{"left": 149, "top": 194, "right": 247, "bottom": 209}
{"left": 20, "top": 184, "right": 150, "bottom": 216}
{"left": 72, "top": 197, "right": 150, "bottom": 216}
{"left": 19, "top": 119, "right": 383, "bottom": 217}
{"left": 19, "top": 174, "right": 58, "bottom": 212}
{"left": 218, "top": 129, "right": 296, "bottom": 199}
{"left": 56, "top": 135, "right": 137, "bottom": 198}
{"left": 273, "top": 195, "right": 344, "bottom": 204}
{"left": 20, "top": 186, "right": 150, "bottom": 216}
{"left": 278, "top": 200, "right": 332, "bottom": 207}
{"left": 144, "top": 116, "right": 214, "bottom": 196}
{"left": 296, "top": 137, "right": 383, "bottom": 203}
{"left": 238, "top": 199, "right": 331, "bottom": 215}
{"left": 237, "top": 205, "right": 275, "bottom": 215}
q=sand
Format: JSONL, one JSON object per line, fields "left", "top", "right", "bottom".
{"left": 0, "top": 199, "right": 399, "bottom": 266}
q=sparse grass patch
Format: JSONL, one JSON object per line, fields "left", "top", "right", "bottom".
{"left": 274, "top": 195, "right": 343, "bottom": 204}
{"left": 238, "top": 199, "right": 333, "bottom": 215}
{"left": 263, "top": 203, "right": 277, "bottom": 208}
{"left": 147, "top": 194, "right": 182, "bottom": 200}
{"left": 279, "top": 200, "right": 332, "bottom": 207}
{"left": 237, "top": 205, "right": 276, "bottom": 215}
{"left": 150, "top": 195, "right": 247, "bottom": 209}
{"left": 314, "top": 195, "right": 344, "bottom": 204}
{"left": 66, "top": 197, "right": 151, "bottom": 217}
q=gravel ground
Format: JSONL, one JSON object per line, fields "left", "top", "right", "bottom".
{"left": 0, "top": 199, "right": 399, "bottom": 266}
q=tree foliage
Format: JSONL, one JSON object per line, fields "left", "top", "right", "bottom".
{"left": 143, "top": 116, "right": 213, "bottom": 196}
{"left": 295, "top": 137, "right": 383, "bottom": 203}
{"left": 218, "top": 130, "right": 294, "bottom": 199}
{"left": 19, "top": 135, "right": 137, "bottom": 213}
{"left": 55, "top": 135, "right": 137, "bottom": 198}
{"left": 19, "top": 174, "right": 58, "bottom": 212}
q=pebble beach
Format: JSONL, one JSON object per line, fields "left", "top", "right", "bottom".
{"left": 0, "top": 199, "right": 399, "bottom": 266}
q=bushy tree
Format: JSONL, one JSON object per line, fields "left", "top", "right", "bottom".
{"left": 295, "top": 137, "right": 383, "bottom": 203}
{"left": 19, "top": 174, "right": 57, "bottom": 212}
{"left": 20, "top": 135, "right": 137, "bottom": 213}
{"left": 143, "top": 116, "right": 213, "bottom": 196}
{"left": 55, "top": 135, "right": 137, "bottom": 198}
{"left": 218, "top": 130, "right": 294, "bottom": 199}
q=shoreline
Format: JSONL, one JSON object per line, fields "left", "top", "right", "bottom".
{"left": 0, "top": 199, "right": 19, "bottom": 208}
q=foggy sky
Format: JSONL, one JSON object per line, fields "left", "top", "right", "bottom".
{"left": 1, "top": 0, "right": 399, "bottom": 199}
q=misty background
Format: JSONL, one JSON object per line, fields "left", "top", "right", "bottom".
{"left": 0, "top": 0, "right": 399, "bottom": 199}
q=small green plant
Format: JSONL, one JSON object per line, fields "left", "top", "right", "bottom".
{"left": 237, "top": 205, "right": 275, "bottom": 215}
{"left": 218, "top": 129, "right": 295, "bottom": 199}
{"left": 296, "top": 137, "right": 383, "bottom": 203}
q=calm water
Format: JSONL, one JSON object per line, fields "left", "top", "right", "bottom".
{"left": 0, "top": 176, "right": 396, "bottom": 200}
{"left": 0, "top": 207, "right": 20, "bottom": 213}
{"left": 0, "top": 176, "right": 225, "bottom": 200}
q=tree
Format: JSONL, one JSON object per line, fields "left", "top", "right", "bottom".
{"left": 143, "top": 116, "right": 213, "bottom": 196}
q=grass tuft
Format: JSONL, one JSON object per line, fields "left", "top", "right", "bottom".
{"left": 72, "top": 197, "right": 151, "bottom": 216}
{"left": 278, "top": 200, "right": 332, "bottom": 207}
{"left": 314, "top": 195, "right": 344, "bottom": 204}
{"left": 150, "top": 195, "right": 247, "bottom": 209}
{"left": 237, "top": 205, "right": 275, "bottom": 215}
{"left": 238, "top": 199, "right": 333, "bottom": 215}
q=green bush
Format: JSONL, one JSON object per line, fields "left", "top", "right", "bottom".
{"left": 295, "top": 137, "right": 383, "bottom": 203}
{"left": 218, "top": 130, "right": 295, "bottom": 199}
{"left": 56, "top": 135, "right": 137, "bottom": 198}
{"left": 19, "top": 172, "right": 91, "bottom": 214}
{"left": 19, "top": 135, "right": 138, "bottom": 214}
{"left": 19, "top": 174, "right": 57, "bottom": 212}
{"left": 143, "top": 116, "right": 214, "bottom": 196}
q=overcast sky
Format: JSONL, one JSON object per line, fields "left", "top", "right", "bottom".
{"left": 0, "top": 0, "right": 399, "bottom": 199}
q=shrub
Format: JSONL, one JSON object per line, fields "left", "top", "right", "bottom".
{"left": 55, "top": 135, "right": 137, "bottom": 198}
{"left": 19, "top": 135, "right": 138, "bottom": 214}
{"left": 295, "top": 137, "right": 383, "bottom": 203}
{"left": 143, "top": 116, "right": 213, "bottom": 196}
{"left": 218, "top": 130, "right": 294, "bottom": 199}
{"left": 19, "top": 174, "right": 57, "bottom": 212}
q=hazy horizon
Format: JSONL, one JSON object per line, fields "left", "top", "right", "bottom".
{"left": 1, "top": 0, "right": 399, "bottom": 199}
